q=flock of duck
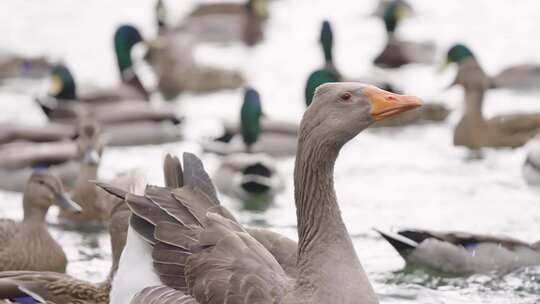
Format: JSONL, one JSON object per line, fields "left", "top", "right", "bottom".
{"left": 0, "top": 0, "right": 539, "bottom": 303}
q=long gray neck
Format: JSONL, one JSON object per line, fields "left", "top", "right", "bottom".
{"left": 293, "top": 128, "right": 378, "bottom": 303}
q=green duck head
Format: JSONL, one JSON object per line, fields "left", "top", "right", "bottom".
{"left": 320, "top": 20, "right": 334, "bottom": 65}
{"left": 304, "top": 68, "right": 341, "bottom": 106}
{"left": 446, "top": 44, "right": 475, "bottom": 64}
{"left": 383, "top": 1, "right": 408, "bottom": 33}
{"left": 48, "top": 64, "right": 77, "bottom": 100}
{"left": 246, "top": 0, "right": 268, "bottom": 19}
{"left": 241, "top": 87, "right": 263, "bottom": 150}
{"left": 114, "top": 25, "right": 144, "bottom": 78}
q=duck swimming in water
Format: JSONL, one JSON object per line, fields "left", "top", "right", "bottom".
{"left": 377, "top": 228, "right": 540, "bottom": 276}
{"left": 203, "top": 87, "right": 297, "bottom": 157}
{"left": 373, "top": 1, "right": 435, "bottom": 68}
{"left": 447, "top": 44, "right": 540, "bottom": 151}
{"left": 446, "top": 43, "right": 540, "bottom": 92}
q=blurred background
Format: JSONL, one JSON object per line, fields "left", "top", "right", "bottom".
{"left": 0, "top": 0, "right": 540, "bottom": 303}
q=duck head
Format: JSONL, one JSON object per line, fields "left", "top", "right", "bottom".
{"left": 319, "top": 20, "right": 334, "bottom": 65}
{"left": 383, "top": 1, "right": 409, "bottom": 34}
{"left": 246, "top": 0, "right": 268, "bottom": 19}
{"left": 240, "top": 87, "right": 263, "bottom": 152}
{"left": 302, "top": 83, "right": 422, "bottom": 146}
{"left": 305, "top": 68, "right": 341, "bottom": 107}
{"left": 23, "top": 171, "right": 82, "bottom": 219}
{"left": 114, "top": 25, "right": 144, "bottom": 80}
{"left": 446, "top": 44, "right": 475, "bottom": 65}
{"left": 48, "top": 64, "right": 77, "bottom": 100}
{"left": 75, "top": 120, "right": 103, "bottom": 167}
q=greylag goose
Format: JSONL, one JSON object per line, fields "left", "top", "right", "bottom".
{"left": 373, "top": 1, "right": 435, "bottom": 68}
{"left": 97, "top": 82, "right": 423, "bottom": 303}
{"left": 0, "top": 176, "right": 139, "bottom": 303}
{"left": 202, "top": 87, "right": 297, "bottom": 157}
{"left": 446, "top": 44, "right": 540, "bottom": 91}
{"left": 377, "top": 229, "right": 540, "bottom": 276}
{"left": 447, "top": 44, "right": 540, "bottom": 151}
{"left": 0, "top": 170, "right": 81, "bottom": 273}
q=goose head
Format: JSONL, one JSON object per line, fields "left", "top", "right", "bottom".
{"left": 24, "top": 171, "right": 82, "bottom": 216}
{"left": 246, "top": 0, "right": 268, "bottom": 19}
{"left": 305, "top": 68, "right": 341, "bottom": 106}
{"left": 48, "top": 64, "right": 77, "bottom": 100}
{"left": 302, "top": 83, "right": 422, "bottom": 147}
{"left": 114, "top": 25, "right": 144, "bottom": 79}
{"left": 383, "top": 0, "right": 409, "bottom": 34}
{"left": 319, "top": 20, "right": 334, "bottom": 65}
{"left": 240, "top": 87, "right": 263, "bottom": 151}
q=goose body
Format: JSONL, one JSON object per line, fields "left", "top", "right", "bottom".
{"left": 0, "top": 181, "right": 135, "bottom": 304}
{"left": 377, "top": 229, "right": 540, "bottom": 275}
{"left": 447, "top": 47, "right": 540, "bottom": 150}
{"left": 213, "top": 153, "right": 284, "bottom": 210}
{"left": 98, "top": 83, "right": 423, "bottom": 303}
{"left": 146, "top": 33, "right": 244, "bottom": 100}
{"left": 0, "top": 171, "right": 81, "bottom": 273}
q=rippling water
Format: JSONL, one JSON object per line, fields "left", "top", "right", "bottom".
{"left": 1, "top": 0, "right": 540, "bottom": 303}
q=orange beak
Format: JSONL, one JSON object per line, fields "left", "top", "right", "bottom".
{"left": 363, "top": 85, "right": 423, "bottom": 121}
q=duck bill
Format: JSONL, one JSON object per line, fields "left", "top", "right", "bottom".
{"left": 363, "top": 85, "right": 423, "bottom": 121}
{"left": 55, "top": 193, "right": 82, "bottom": 213}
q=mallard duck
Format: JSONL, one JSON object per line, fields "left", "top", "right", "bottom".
{"left": 305, "top": 21, "right": 448, "bottom": 127}
{"left": 0, "top": 123, "right": 74, "bottom": 145}
{"left": 377, "top": 229, "right": 540, "bottom": 275}
{"left": 0, "top": 183, "right": 134, "bottom": 304}
{"left": 33, "top": 64, "right": 183, "bottom": 147}
{"left": 145, "top": 33, "right": 244, "bottom": 100}
{"left": 213, "top": 153, "right": 284, "bottom": 210}
{"left": 202, "top": 87, "right": 298, "bottom": 157}
{"left": 523, "top": 135, "right": 540, "bottom": 186}
{"left": 371, "top": 0, "right": 413, "bottom": 18}
{"left": 447, "top": 44, "right": 540, "bottom": 150}
{"left": 97, "top": 83, "right": 422, "bottom": 303}
{"left": 173, "top": 0, "right": 267, "bottom": 46}
{"left": 0, "top": 120, "right": 101, "bottom": 192}
{"left": 373, "top": 1, "right": 435, "bottom": 68}
{"left": 0, "top": 170, "right": 81, "bottom": 273}
{"left": 446, "top": 43, "right": 540, "bottom": 91}
{"left": 0, "top": 53, "right": 52, "bottom": 81}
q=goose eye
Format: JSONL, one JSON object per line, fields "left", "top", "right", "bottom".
{"left": 340, "top": 92, "right": 353, "bottom": 102}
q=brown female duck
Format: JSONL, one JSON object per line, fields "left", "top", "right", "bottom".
{"left": 173, "top": 0, "right": 267, "bottom": 46}
{"left": 447, "top": 44, "right": 540, "bottom": 150}
{"left": 0, "top": 171, "right": 81, "bottom": 273}
{"left": 0, "top": 188, "right": 133, "bottom": 304}
{"left": 98, "top": 83, "right": 422, "bottom": 303}
{"left": 0, "top": 53, "right": 52, "bottom": 81}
